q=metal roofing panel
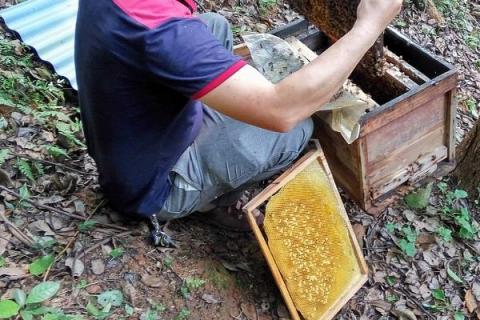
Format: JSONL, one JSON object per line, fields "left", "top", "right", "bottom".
{"left": 0, "top": 0, "right": 79, "bottom": 89}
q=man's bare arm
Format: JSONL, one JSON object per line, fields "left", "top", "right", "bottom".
{"left": 200, "top": 0, "right": 403, "bottom": 132}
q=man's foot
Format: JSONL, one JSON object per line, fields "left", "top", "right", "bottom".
{"left": 203, "top": 205, "right": 264, "bottom": 232}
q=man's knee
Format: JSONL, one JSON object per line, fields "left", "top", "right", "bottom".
{"left": 293, "top": 117, "right": 314, "bottom": 153}
{"left": 199, "top": 12, "right": 229, "bottom": 28}
{"left": 198, "top": 13, "right": 233, "bottom": 50}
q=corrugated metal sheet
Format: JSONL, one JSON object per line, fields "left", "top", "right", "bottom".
{"left": 0, "top": 0, "right": 79, "bottom": 89}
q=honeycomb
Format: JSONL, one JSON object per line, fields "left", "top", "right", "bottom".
{"left": 287, "top": 0, "right": 385, "bottom": 76}
{"left": 264, "top": 160, "right": 361, "bottom": 320}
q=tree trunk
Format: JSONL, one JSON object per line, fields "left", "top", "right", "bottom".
{"left": 454, "top": 119, "right": 480, "bottom": 197}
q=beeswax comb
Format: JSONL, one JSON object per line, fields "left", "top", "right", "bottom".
{"left": 264, "top": 160, "right": 361, "bottom": 320}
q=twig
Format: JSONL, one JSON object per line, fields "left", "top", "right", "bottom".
{"left": 13, "top": 153, "right": 98, "bottom": 176}
{"left": 76, "top": 230, "right": 133, "bottom": 260}
{"left": 43, "top": 200, "right": 106, "bottom": 281}
{"left": 0, "top": 210, "right": 34, "bottom": 246}
{"left": 0, "top": 185, "right": 128, "bottom": 231}
{"left": 394, "top": 287, "right": 436, "bottom": 320}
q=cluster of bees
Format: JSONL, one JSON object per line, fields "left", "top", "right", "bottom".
{"left": 287, "top": 0, "right": 385, "bottom": 76}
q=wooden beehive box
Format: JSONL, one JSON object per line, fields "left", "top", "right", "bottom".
{"left": 243, "top": 141, "right": 368, "bottom": 320}
{"left": 236, "top": 19, "right": 457, "bottom": 214}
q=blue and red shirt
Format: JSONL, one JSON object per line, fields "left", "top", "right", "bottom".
{"left": 75, "top": 0, "right": 246, "bottom": 216}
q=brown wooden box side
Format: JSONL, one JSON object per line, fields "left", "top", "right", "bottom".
{"left": 362, "top": 76, "right": 457, "bottom": 203}
{"left": 243, "top": 142, "right": 368, "bottom": 320}
{"left": 313, "top": 118, "right": 364, "bottom": 203}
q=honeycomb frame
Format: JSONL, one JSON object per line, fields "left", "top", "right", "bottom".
{"left": 243, "top": 140, "right": 368, "bottom": 320}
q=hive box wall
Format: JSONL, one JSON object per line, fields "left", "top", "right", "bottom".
{"left": 270, "top": 21, "right": 457, "bottom": 214}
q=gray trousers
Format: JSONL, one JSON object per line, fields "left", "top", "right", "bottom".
{"left": 156, "top": 13, "right": 314, "bottom": 220}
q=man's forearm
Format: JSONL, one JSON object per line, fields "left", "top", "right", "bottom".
{"left": 272, "top": 24, "right": 380, "bottom": 128}
{"left": 200, "top": 0, "right": 402, "bottom": 133}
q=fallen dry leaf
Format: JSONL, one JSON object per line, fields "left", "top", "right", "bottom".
{"left": 241, "top": 302, "right": 257, "bottom": 320}
{"left": 141, "top": 274, "right": 164, "bottom": 288}
{"left": 0, "top": 266, "right": 27, "bottom": 277}
{"left": 201, "top": 293, "right": 220, "bottom": 304}
{"left": 65, "top": 257, "right": 84, "bottom": 277}
{"left": 352, "top": 223, "right": 366, "bottom": 248}
{"left": 466, "top": 289, "right": 478, "bottom": 313}
{"left": 391, "top": 307, "right": 417, "bottom": 320}
{"left": 91, "top": 259, "right": 105, "bottom": 275}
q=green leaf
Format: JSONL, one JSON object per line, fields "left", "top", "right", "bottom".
{"left": 431, "top": 289, "right": 446, "bottom": 301}
{"left": 454, "top": 312, "right": 465, "bottom": 320}
{"left": 29, "top": 255, "right": 54, "bottom": 276}
{"left": 0, "top": 116, "right": 8, "bottom": 130}
{"left": 398, "top": 239, "right": 416, "bottom": 257}
{"left": 0, "top": 149, "right": 9, "bottom": 167}
{"left": 32, "top": 237, "right": 56, "bottom": 250}
{"left": 109, "top": 248, "right": 124, "bottom": 259}
{"left": 436, "top": 226, "right": 453, "bottom": 242}
{"left": 79, "top": 220, "right": 97, "bottom": 232}
{"left": 437, "top": 181, "right": 448, "bottom": 193}
{"left": 447, "top": 267, "right": 464, "bottom": 284}
{"left": 97, "top": 290, "right": 123, "bottom": 308}
{"left": 45, "top": 145, "right": 70, "bottom": 159}
{"left": 402, "top": 226, "right": 417, "bottom": 243}
{"left": 20, "top": 310, "right": 33, "bottom": 320}
{"left": 32, "top": 162, "right": 44, "bottom": 177}
{"left": 174, "top": 308, "right": 190, "bottom": 320}
{"left": 23, "top": 306, "right": 50, "bottom": 315}
{"left": 0, "top": 256, "right": 5, "bottom": 268}
{"left": 385, "top": 222, "right": 396, "bottom": 234}
{"left": 0, "top": 300, "right": 20, "bottom": 319}
{"left": 86, "top": 302, "right": 109, "bottom": 320}
{"left": 453, "top": 189, "right": 468, "bottom": 199}
{"left": 184, "top": 277, "right": 205, "bottom": 291}
{"left": 76, "top": 279, "right": 88, "bottom": 289}
{"left": 386, "top": 294, "right": 400, "bottom": 302}
{"left": 385, "top": 275, "right": 397, "bottom": 286}
{"left": 404, "top": 183, "right": 433, "bottom": 209}
{"left": 14, "top": 289, "right": 26, "bottom": 308}
{"left": 140, "top": 309, "right": 157, "bottom": 320}
{"left": 124, "top": 305, "right": 134, "bottom": 316}
{"left": 26, "top": 281, "right": 60, "bottom": 304}
{"left": 19, "top": 184, "right": 30, "bottom": 200}
{"left": 17, "top": 159, "right": 35, "bottom": 182}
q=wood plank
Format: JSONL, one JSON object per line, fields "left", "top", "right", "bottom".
{"left": 384, "top": 65, "right": 418, "bottom": 90}
{"left": 385, "top": 48, "right": 430, "bottom": 84}
{"left": 446, "top": 88, "right": 457, "bottom": 162}
{"left": 244, "top": 210, "right": 302, "bottom": 320}
{"left": 233, "top": 43, "right": 251, "bottom": 60}
{"left": 359, "top": 72, "right": 457, "bottom": 136}
{"left": 313, "top": 118, "right": 364, "bottom": 202}
{"left": 366, "top": 94, "right": 447, "bottom": 163}
{"left": 369, "top": 145, "right": 447, "bottom": 199}
{"left": 384, "top": 27, "right": 453, "bottom": 78}
{"left": 367, "top": 125, "right": 446, "bottom": 184}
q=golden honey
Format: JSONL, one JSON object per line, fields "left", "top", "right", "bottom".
{"left": 264, "top": 160, "right": 361, "bottom": 320}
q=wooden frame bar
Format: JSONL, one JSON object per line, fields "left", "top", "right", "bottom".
{"left": 243, "top": 141, "right": 368, "bottom": 320}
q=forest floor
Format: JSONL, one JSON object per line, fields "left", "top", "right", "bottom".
{"left": 0, "top": 0, "right": 479, "bottom": 320}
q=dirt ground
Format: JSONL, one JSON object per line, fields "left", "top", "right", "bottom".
{"left": 0, "top": 1, "right": 479, "bottom": 320}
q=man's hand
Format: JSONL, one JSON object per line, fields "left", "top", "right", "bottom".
{"left": 200, "top": 1, "right": 403, "bottom": 133}
{"left": 356, "top": 0, "right": 403, "bottom": 34}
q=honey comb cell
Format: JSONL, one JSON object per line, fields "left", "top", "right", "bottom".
{"left": 264, "top": 160, "right": 361, "bottom": 320}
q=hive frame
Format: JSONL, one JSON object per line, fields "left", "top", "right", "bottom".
{"left": 243, "top": 140, "right": 368, "bottom": 320}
